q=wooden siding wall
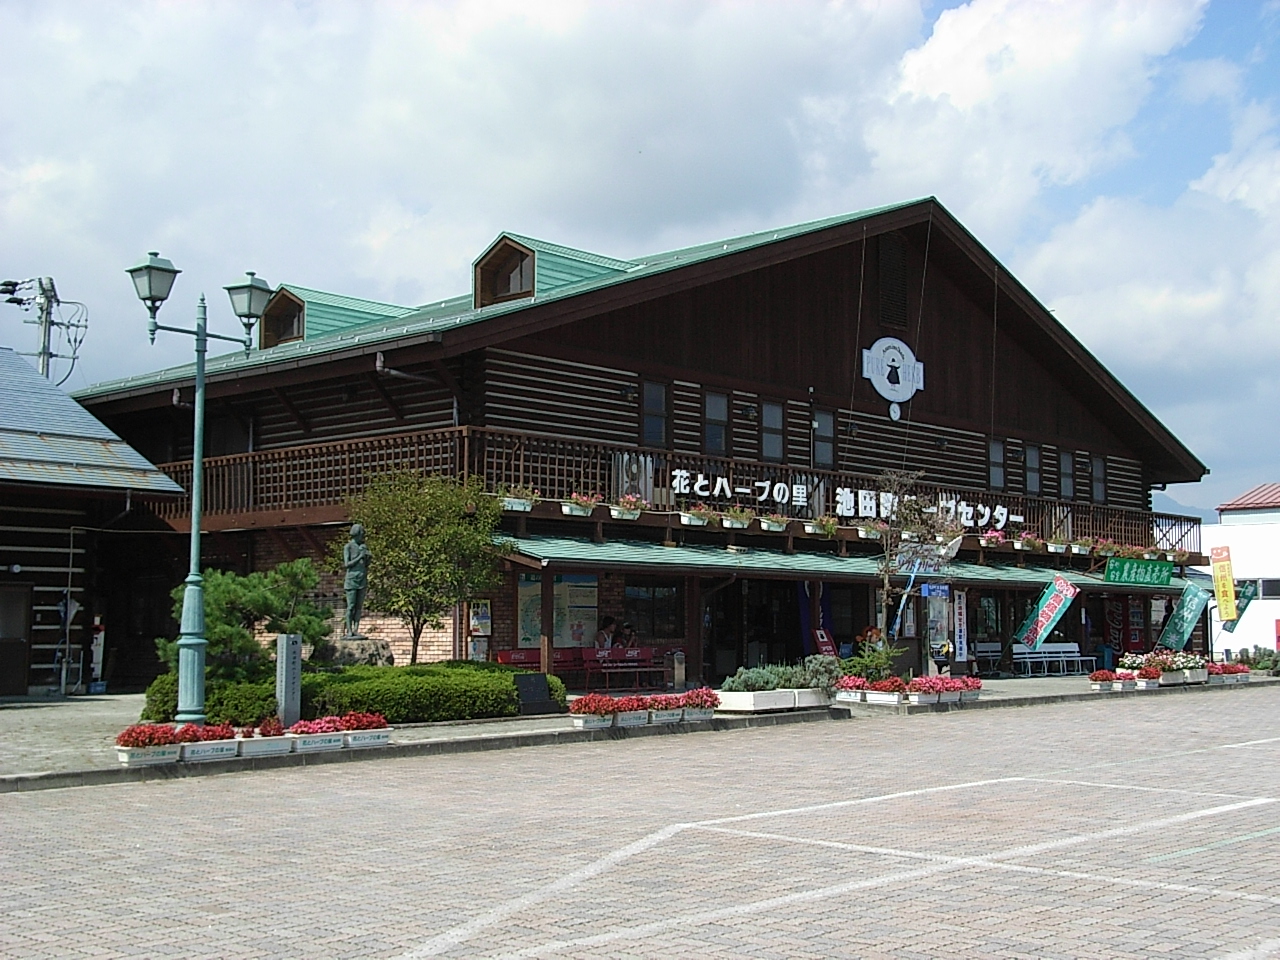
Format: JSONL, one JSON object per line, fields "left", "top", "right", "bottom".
{"left": 483, "top": 349, "right": 637, "bottom": 444}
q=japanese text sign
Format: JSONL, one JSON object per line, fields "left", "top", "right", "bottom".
{"left": 1157, "top": 583, "right": 1210, "bottom": 651}
{"left": 1211, "top": 546, "right": 1237, "bottom": 622}
{"left": 1103, "top": 557, "right": 1174, "bottom": 587}
{"left": 1014, "top": 575, "right": 1081, "bottom": 650}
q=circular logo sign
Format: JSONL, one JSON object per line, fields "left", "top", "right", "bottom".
{"left": 861, "top": 337, "right": 924, "bottom": 405}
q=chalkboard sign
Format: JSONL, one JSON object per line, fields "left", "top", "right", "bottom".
{"left": 514, "top": 673, "right": 562, "bottom": 715}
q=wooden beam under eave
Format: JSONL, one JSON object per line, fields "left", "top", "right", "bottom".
{"left": 272, "top": 387, "right": 311, "bottom": 435}
{"left": 296, "top": 525, "right": 327, "bottom": 559}
{"left": 430, "top": 359, "right": 464, "bottom": 402}
{"left": 365, "top": 373, "right": 405, "bottom": 422}
{"left": 267, "top": 527, "right": 299, "bottom": 561}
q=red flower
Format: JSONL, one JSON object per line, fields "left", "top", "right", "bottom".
{"left": 1137, "top": 666, "right": 1160, "bottom": 680}
{"left": 869, "top": 676, "right": 907, "bottom": 693}
{"left": 681, "top": 687, "right": 720, "bottom": 709}
{"left": 258, "top": 716, "right": 285, "bottom": 737}
{"left": 115, "top": 724, "right": 178, "bottom": 748}
{"left": 1089, "top": 670, "right": 1117, "bottom": 682}
{"left": 200, "top": 723, "right": 236, "bottom": 741}
{"left": 174, "top": 723, "right": 204, "bottom": 743}
{"left": 569, "top": 693, "right": 618, "bottom": 716}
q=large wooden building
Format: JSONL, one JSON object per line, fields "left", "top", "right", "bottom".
{"left": 75, "top": 198, "right": 1208, "bottom": 685}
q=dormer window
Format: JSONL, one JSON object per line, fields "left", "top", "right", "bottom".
{"left": 474, "top": 237, "right": 536, "bottom": 308}
{"left": 260, "top": 289, "right": 305, "bottom": 348}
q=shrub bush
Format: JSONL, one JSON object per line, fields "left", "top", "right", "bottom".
{"left": 720, "top": 667, "right": 778, "bottom": 692}
{"left": 139, "top": 674, "right": 276, "bottom": 726}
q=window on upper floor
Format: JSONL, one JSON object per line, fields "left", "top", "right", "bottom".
{"left": 813, "top": 410, "right": 835, "bottom": 468}
{"left": 1091, "top": 455, "right": 1106, "bottom": 503}
{"left": 761, "top": 401, "right": 785, "bottom": 462}
{"left": 1059, "top": 450, "right": 1076, "bottom": 500}
{"left": 1025, "top": 444, "right": 1042, "bottom": 496}
{"left": 989, "top": 439, "right": 1005, "bottom": 491}
{"left": 1260, "top": 579, "right": 1280, "bottom": 599}
{"left": 642, "top": 381, "right": 667, "bottom": 448}
{"left": 704, "top": 391, "right": 728, "bottom": 457}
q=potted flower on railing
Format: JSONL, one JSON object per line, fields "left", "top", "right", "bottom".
{"left": 759, "top": 512, "right": 789, "bottom": 533}
{"left": 1134, "top": 666, "right": 1162, "bottom": 690}
{"left": 680, "top": 503, "right": 718, "bottom": 527}
{"left": 959, "top": 676, "right": 982, "bottom": 702}
{"left": 501, "top": 484, "right": 539, "bottom": 512}
{"left": 1046, "top": 539, "right": 1069, "bottom": 554}
{"left": 610, "top": 493, "right": 647, "bottom": 521}
{"left": 1089, "top": 669, "right": 1118, "bottom": 691}
{"left": 864, "top": 675, "right": 907, "bottom": 706}
{"left": 115, "top": 723, "right": 181, "bottom": 767}
{"left": 1013, "top": 531, "right": 1044, "bottom": 552}
{"left": 235, "top": 716, "right": 292, "bottom": 758}
{"left": 647, "top": 694, "right": 685, "bottom": 725}
{"left": 1070, "top": 537, "right": 1093, "bottom": 556}
{"left": 720, "top": 504, "right": 754, "bottom": 530}
{"left": 611, "top": 695, "right": 651, "bottom": 728}
{"left": 803, "top": 515, "right": 840, "bottom": 538}
{"left": 834, "top": 674, "right": 868, "bottom": 705}
{"left": 978, "top": 529, "right": 1007, "bottom": 548}
{"left": 568, "top": 692, "right": 617, "bottom": 730}
{"left": 1094, "top": 538, "right": 1120, "bottom": 557}
{"left": 339, "top": 711, "right": 391, "bottom": 748}
{"left": 858, "top": 519, "right": 888, "bottom": 540}
{"left": 562, "top": 491, "right": 602, "bottom": 517}
{"left": 681, "top": 687, "right": 720, "bottom": 722}
{"left": 1169, "top": 549, "right": 1190, "bottom": 564}
{"left": 1118, "top": 544, "right": 1147, "bottom": 559}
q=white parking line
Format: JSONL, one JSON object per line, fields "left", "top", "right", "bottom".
{"left": 1022, "top": 777, "right": 1265, "bottom": 800}
{"left": 1217, "top": 939, "right": 1280, "bottom": 960}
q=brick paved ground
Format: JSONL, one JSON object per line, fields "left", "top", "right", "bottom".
{"left": 3, "top": 687, "right": 1279, "bottom": 958}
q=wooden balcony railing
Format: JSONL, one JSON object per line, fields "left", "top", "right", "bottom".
{"left": 156, "top": 425, "right": 1201, "bottom": 553}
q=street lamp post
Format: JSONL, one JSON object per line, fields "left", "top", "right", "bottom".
{"left": 127, "top": 253, "right": 272, "bottom": 723}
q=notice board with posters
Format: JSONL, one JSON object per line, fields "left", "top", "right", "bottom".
{"left": 517, "top": 574, "right": 598, "bottom": 648}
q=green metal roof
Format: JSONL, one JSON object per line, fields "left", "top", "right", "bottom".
{"left": 74, "top": 199, "right": 925, "bottom": 399}
{"left": 507, "top": 535, "right": 1191, "bottom": 593}
{"left": 278, "top": 284, "right": 418, "bottom": 341}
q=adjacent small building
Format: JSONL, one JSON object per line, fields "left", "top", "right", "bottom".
{"left": 0, "top": 347, "right": 183, "bottom": 695}
{"left": 1201, "top": 484, "right": 1280, "bottom": 656}
{"left": 72, "top": 198, "right": 1210, "bottom": 685}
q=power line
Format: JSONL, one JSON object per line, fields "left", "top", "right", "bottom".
{"left": 0, "top": 275, "right": 89, "bottom": 385}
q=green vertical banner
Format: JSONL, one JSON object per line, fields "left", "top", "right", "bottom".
{"left": 1157, "top": 583, "right": 1210, "bottom": 650}
{"left": 1014, "top": 575, "right": 1081, "bottom": 649}
{"left": 1221, "top": 581, "right": 1257, "bottom": 634}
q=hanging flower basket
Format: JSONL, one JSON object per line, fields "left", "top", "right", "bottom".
{"left": 503, "top": 497, "right": 535, "bottom": 512}
{"left": 679, "top": 512, "right": 709, "bottom": 527}
{"left": 759, "top": 517, "right": 788, "bottom": 532}
{"left": 721, "top": 517, "right": 750, "bottom": 529}
{"left": 609, "top": 506, "right": 641, "bottom": 520}
{"left": 1070, "top": 543, "right": 1090, "bottom": 555}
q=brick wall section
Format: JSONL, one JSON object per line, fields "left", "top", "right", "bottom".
{"left": 484, "top": 569, "right": 519, "bottom": 654}
{"left": 598, "top": 572, "right": 624, "bottom": 631}
{"left": 359, "top": 614, "right": 454, "bottom": 664}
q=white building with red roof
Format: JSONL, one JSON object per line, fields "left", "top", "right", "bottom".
{"left": 1200, "top": 484, "right": 1280, "bottom": 657}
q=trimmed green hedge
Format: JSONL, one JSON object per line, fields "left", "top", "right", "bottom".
{"left": 142, "top": 662, "right": 566, "bottom": 725}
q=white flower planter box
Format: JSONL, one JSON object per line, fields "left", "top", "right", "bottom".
{"left": 1090, "top": 682, "right": 1114, "bottom": 692}
{"left": 759, "top": 518, "right": 788, "bottom": 532}
{"left": 613, "top": 709, "right": 650, "bottom": 728}
{"left": 834, "top": 689, "right": 865, "bottom": 705}
{"left": 570, "top": 713, "right": 613, "bottom": 730}
{"left": 1183, "top": 668, "right": 1208, "bottom": 685}
{"left": 115, "top": 744, "right": 181, "bottom": 767}
{"left": 609, "top": 506, "right": 641, "bottom": 520}
{"left": 715, "top": 689, "right": 796, "bottom": 712}
{"left": 180, "top": 739, "right": 240, "bottom": 762}
{"left": 720, "top": 517, "right": 749, "bottom": 529}
{"left": 938, "top": 690, "right": 962, "bottom": 703}
{"left": 679, "top": 512, "right": 709, "bottom": 526}
{"left": 648, "top": 708, "right": 684, "bottom": 725}
{"left": 1070, "top": 544, "right": 1090, "bottom": 555}
{"left": 344, "top": 729, "right": 392, "bottom": 749}
{"left": 907, "top": 692, "right": 939, "bottom": 705}
{"left": 960, "top": 690, "right": 980, "bottom": 702}
{"left": 791, "top": 688, "right": 831, "bottom": 708}
{"left": 681, "top": 707, "right": 715, "bottom": 722}
{"left": 1159, "top": 671, "right": 1185, "bottom": 686}
{"left": 864, "top": 691, "right": 904, "bottom": 706}
{"left": 1116, "top": 680, "right": 1137, "bottom": 692}
{"left": 857, "top": 527, "right": 882, "bottom": 540}
{"left": 1135, "top": 679, "right": 1161, "bottom": 690}
{"left": 1208, "top": 674, "right": 1225, "bottom": 685}
{"left": 561, "top": 502, "right": 596, "bottom": 517}
{"left": 1165, "top": 552, "right": 1178, "bottom": 562}
{"left": 1241, "top": 672, "right": 1252, "bottom": 683}
{"left": 979, "top": 538, "right": 1004, "bottom": 548}
{"left": 802, "top": 522, "right": 825, "bottom": 535}
{"left": 502, "top": 497, "right": 534, "bottom": 512}
{"left": 1046, "top": 543, "right": 1067, "bottom": 554}
{"left": 1012, "top": 541, "right": 1031, "bottom": 551}
{"left": 286, "top": 731, "right": 346, "bottom": 753}
{"left": 236, "top": 736, "right": 293, "bottom": 758}
{"left": 1143, "top": 551, "right": 1161, "bottom": 560}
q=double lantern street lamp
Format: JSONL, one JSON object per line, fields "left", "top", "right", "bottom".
{"left": 126, "top": 253, "right": 273, "bottom": 723}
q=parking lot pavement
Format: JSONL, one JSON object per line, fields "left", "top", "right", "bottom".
{"left": 3, "top": 686, "right": 1279, "bottom": 958}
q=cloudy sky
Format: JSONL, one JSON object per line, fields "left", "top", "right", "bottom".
{"left": 1, "top": 0, "right": 1278, "bottom": 513}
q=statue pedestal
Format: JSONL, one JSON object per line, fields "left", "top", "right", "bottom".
{"left": 311, "top": 635, "right": 394, "bottom": 667}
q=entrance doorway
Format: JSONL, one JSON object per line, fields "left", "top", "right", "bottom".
{"left": 0, "top": 584, "right": 32, "bottom": 696}
{"left": 704, "top": 579, "right": 803, "bottom": 683}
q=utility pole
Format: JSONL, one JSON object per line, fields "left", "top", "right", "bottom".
{"left": 0, "top": 275, "right": 88, "bottom": 383}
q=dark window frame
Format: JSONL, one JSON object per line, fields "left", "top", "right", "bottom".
{"left": 812, "top": 408, "right": 835, "bottom": 469}
{"left": 761, "top": 400, "right": 785, "bottom": 463}
{"left": 640, "top": 380, "right": 669, "bottom": 450}
{"left": 623, "top": 577, "right": 685, "bottom": 641}
{"left": 1059, "top": 450, "right": 1076, "bottom": 501}
{"left": 989, "top": 438, "right": 1006, "bottom": 491}
{"left": 1091, "top": 454, "right": 1106, "bottom": 504}
{"left": 703, "top": 389, "right": 729, "bottom": 458}
{"left": 1024, "top": 443, "right": 1041, "bottom": 497}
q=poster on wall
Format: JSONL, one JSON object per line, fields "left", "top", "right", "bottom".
{"left": 953, "top": 590, "right": 968, "bottom": 662}
{"left": 469, "top": 600, "right": 492, "bottom": 637}
{"left": 517, "top": 574, "right": 598, "bottom": 648}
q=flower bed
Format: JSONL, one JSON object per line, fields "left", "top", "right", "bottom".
{"left": 236, "top": 717, "right": 293, "bottom": 757}
{"left": 960, "top": 676, "right": 982, "bottom": 701}
{"left": 177, "top": 722, "right": 240, "bottom": 762}
{"left": 834, "top": 674, "right": 868, "bottom": 704}
{"left": 567, "top": 689, "right": 721, "bottom": 728}
{"left": 864, "top": 676, "right": 907, "bottom": 706}
{"left": 1089, "top": 669, "right": 1117, "bottom": 691}
{"left": 114, "top": 723, "right": 182, "bottom": 766}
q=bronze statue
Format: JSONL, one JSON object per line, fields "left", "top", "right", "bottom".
{"left": 343, "top": 523, "right": 372, "bottom": 638}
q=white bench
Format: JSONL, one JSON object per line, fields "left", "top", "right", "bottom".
{"left": 975, "top": 641, "right": 1095, "bottom": 677}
